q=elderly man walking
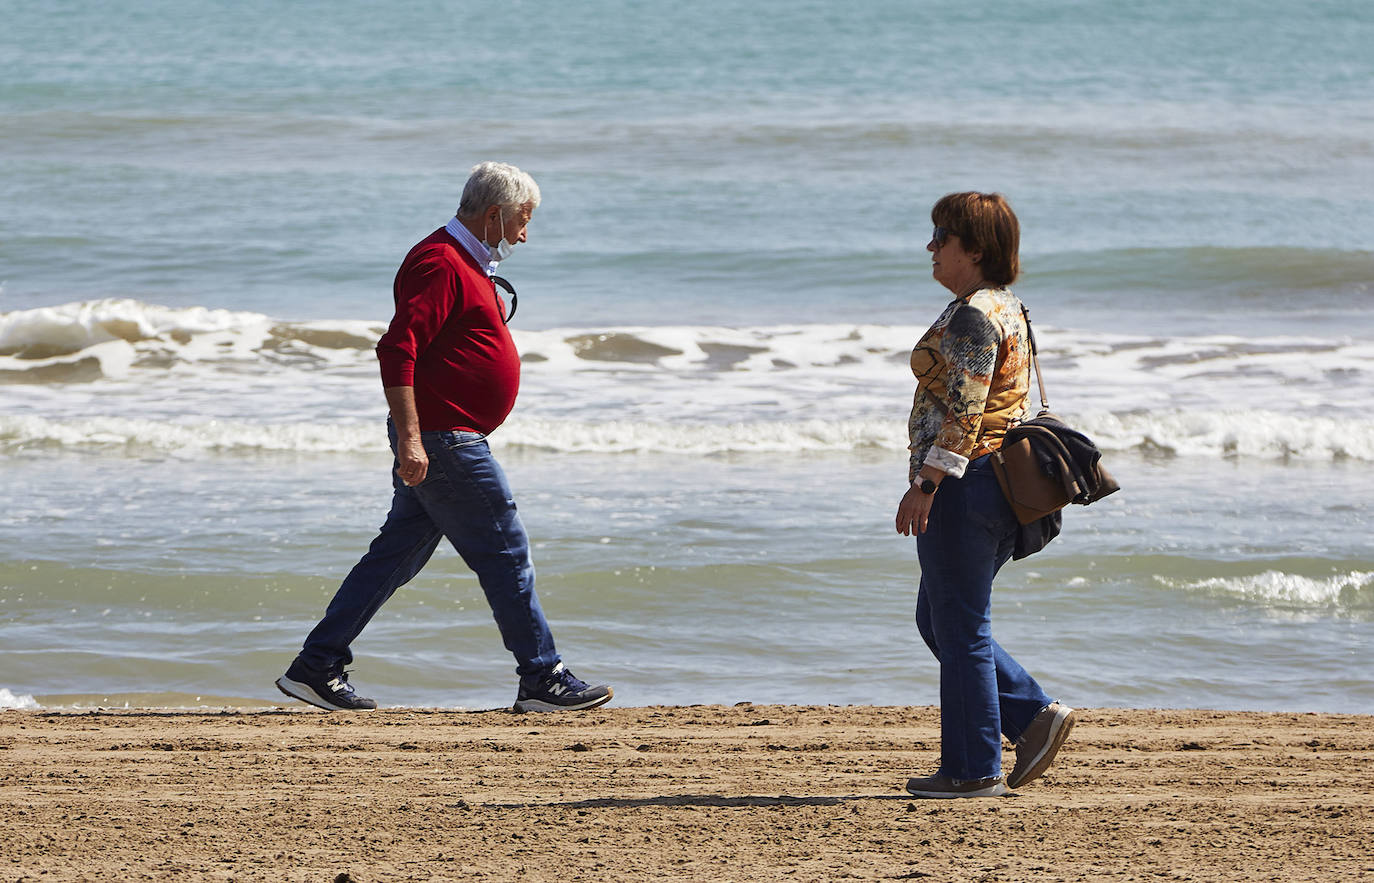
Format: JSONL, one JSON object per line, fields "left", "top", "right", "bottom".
{"left": 276, "top": 162, "right": 612, "bottom": 713}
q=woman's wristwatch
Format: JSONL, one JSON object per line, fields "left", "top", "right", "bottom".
{"left": 916, "top": 478, "right": 938, "bottom": 495}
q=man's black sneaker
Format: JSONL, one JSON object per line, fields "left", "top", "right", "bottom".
{"left": 512, "top": 662, "right": 613, "bottom": 712}
{"left": 275, "top": 660, "right": 377, "bottom": 711}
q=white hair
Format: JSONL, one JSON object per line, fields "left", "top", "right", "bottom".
{"left": 456, "top": 162, "right": 541, "bottom": 218}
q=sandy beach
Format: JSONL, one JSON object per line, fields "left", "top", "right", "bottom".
{"left": 3, "top": 704, "right": 1372, "bottom": 882}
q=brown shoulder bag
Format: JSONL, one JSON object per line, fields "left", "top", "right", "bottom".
{"left": 990, "top": 306, "right": 1119, "bottom": 525}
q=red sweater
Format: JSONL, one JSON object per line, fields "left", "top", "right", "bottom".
{"left": 375, "top": 228, "right": 520, "bottom": 434}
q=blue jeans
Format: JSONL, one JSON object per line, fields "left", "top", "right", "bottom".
{"left": 915, "top": 454, "right": 1053, "bottom": 781}
{"left": 297, "top": 420, "right": 560, "bottom": 683}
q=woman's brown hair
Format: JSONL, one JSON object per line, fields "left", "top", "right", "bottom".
{"left": 931, "top": 192, "right": 1020, "bottom": 286}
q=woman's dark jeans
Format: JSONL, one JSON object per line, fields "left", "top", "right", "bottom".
{"left": 915, "top": 453, "right": 1053, "bottom": 781}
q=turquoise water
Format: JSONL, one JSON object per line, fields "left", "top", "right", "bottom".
{"left": 4, "top": 1, "right": 1371, "bottom": 326}
{"left": 1, "top": 0, "right": 1372, "bottom": 712}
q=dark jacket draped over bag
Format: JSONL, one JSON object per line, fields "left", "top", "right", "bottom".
{"left": 998, "top": 412, "right": 1120, "bottom": 560}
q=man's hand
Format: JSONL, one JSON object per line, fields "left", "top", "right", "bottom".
{"left": 384, "top": 385, "right": 428, "bottom": 487}
{"left": 395, "top": 433, "right": 428, "bottom": 486}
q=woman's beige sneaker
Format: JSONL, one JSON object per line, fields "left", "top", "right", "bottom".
{"left": 905, "top": 773, "right": 1008, "bottom": 799}
{"left": 1007, "top": 702, "right": 1075, "bottom": 788}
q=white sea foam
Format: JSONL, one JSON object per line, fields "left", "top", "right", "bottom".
{"left": 1158, "top": 571, "right": 1374, "bottom": 609}
{"left": 3, "top": 300, "right": 1372, "bottom": 460}
{"left": 0, "top": 414, "right": 386, "bottom": 453}
{"left": 0, "top": 688, "right": 40, "bottom": 710}
{"left": 3, "top": 409, "right": 1371, "bottom": 460}
{"left": 0, "top": 298, "right": 275, "bottom": 357}
{"left": 0, "top": 413, "right": 905, "bottom": 455}
{"left": 1073, "top": 410, "right": 1374, "bottom": 461}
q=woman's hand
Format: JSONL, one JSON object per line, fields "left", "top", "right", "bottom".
{"left": 896, "top": 469, "right": 944, "bottom": 536}
{"left": 895, "top": 482, "right": 937, "bottom": 536}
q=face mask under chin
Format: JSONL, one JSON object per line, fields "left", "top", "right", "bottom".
{"left": 487, "top": 210, "right": 514, "bottom": 264}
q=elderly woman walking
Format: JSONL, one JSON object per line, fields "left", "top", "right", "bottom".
{"left": 895, "top": 192, "right": 1074, "bottom": 798}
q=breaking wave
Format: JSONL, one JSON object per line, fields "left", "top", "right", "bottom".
{"left": 1157, "top": 570, "right": 1374, "bottom": 612}
{"left": 0, "top": 688, "right": 40, "bottom": 710}
{"left": 2, "top": 410, "right": 1372, "bottom": 460}
{"left": 3, "top": 299, "right": 1372, "bottom": 460}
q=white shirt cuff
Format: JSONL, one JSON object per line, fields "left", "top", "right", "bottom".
{"left": 923, "top": 446, "right": 970, "bottom": 478}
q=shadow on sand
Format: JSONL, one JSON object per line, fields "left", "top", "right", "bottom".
{"left": 487, "top": 793, "right": 912, "bottom": 809}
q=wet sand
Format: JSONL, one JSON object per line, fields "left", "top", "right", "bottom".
{"left": 3, "top": 704, "right": 1372, "bottom": 882}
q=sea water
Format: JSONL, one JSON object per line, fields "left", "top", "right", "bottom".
{"left": 2, "top": 0, "right": 1371, "bottom": 713}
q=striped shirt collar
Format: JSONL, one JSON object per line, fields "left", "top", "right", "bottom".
{"left": 444, "top": 216, "right": 496, "bottom": 276}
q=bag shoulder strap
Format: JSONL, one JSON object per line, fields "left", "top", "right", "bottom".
{"left": 1021, "top": 304, "right": 1050, "bottom": 412}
